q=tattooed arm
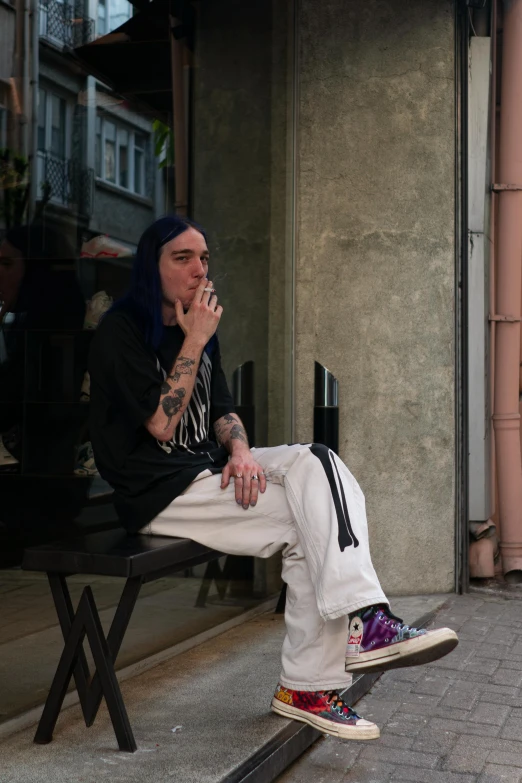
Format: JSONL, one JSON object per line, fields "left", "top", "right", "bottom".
{"left": 215, "top": 413, "right": 268, "bottom": 507}
{"left": 213, "top": 412, "right": 249, "bottom": 454}
{"left": 144, "top": 338, "right": 203, "bottom": 442}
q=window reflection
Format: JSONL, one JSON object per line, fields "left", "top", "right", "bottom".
{"left": 0, "top": 0, "right": 294, "bottom": 723}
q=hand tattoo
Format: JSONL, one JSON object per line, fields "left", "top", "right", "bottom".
{"left": 168, "top": 356, "right": 195, "bottom": 383}
{"left": 162, "top": 388, "right": 186, "bottom": 429}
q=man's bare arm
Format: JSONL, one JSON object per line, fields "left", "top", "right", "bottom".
{"left": 145, "top": 338, "right": 204, "bottom": 441}
{"left": 213, "top": 412, "right": 249, "bottom": 454}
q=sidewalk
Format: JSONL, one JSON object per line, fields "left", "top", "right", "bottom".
{"left": 0, "top": 595, "right": 444, "bottom": 783}
{"left": 277, "top": 593, "right": 522, "bottom": 783}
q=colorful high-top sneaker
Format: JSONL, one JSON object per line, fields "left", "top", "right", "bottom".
{"left": 271, "top": 684, "right": 379, "bottom": 740}
{"left": 345, "top": 605, "right": 458, "bottom": 674}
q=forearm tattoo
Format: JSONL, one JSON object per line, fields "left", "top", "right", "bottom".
{"left": 214, "top": 413, "right": 248, "bottom": 447}
{"left": 158, "top": 356, "right": 195, "bottom": 429}
{"left": 168, "top": 356, "right": 195, "bottom": 383}
{"left": 230, "top": 423, "right": 248, "bottom": 445}
{"left": 162, "top": 388, "right": 186, "bottom": 429}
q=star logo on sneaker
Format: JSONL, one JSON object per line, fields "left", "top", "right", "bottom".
{"left": 346, "top": 615, "right": 363, "bottom": 658}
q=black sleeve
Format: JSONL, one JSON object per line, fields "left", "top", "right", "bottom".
{"left": 209, "top": 336, "right": 236, "bottom": 425}
{"left": 89, "top": 313, "right": 162, "bottom": 430}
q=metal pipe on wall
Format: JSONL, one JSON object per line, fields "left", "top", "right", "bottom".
{"left": 489, "top": 0, "right": 499, "bottom": 542}
{"left": 492, "top": 0, "right": 522, "bottom": 580}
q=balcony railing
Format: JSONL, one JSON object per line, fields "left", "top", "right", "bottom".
{"left": 37, "top": 151, "right": 94, "bottom": 218}
{"left": 39, "top": 0, "right": 94, "bottom": 49}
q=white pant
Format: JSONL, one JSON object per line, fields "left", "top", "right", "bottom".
{"left": 145, "top": 443, "right": 388, "bottom": 691}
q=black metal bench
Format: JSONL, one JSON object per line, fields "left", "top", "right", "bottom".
{"left": 22, "top": 529, "right": 223, "bottom": 752}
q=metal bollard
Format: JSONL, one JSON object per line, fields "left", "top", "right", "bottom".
{"left": 232, "top": 360, "right": 255, "bottom": 447}
{"left": 313, "top": 361, "right": 339, "bottom": 455}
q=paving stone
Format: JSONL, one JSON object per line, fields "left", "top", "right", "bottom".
{"left": 384, "top": 712, "right": 429, "bottom": 737}
{"left": 508, "top": 644, "right": 522, "bottom": 657}
{"left": 391, "top": 769, "right": 476, "bottom": 783}
{"left": 453, "top": 734, "right": 522, "bottom": 757}
{"left": 508, "top": 709, "right": 522, "bottom": 720}
{"left": 469, "top": 703, "right": 511, "bottom": 726}
{"left": 431, "top": 706, "right": 473, "bottom": 721}
{"left": 356, "top": 698, "right": 399, "bottom": 725}
{"left": 440, "top": 687, "right": 479, "bottom": 710}
{"left": 478, "top": 765, "right": 522, "bottom": 783}
{"left": 500, "top": 660, "right": 522, "bottom": 672}
{"left": 443, "top": 744, "right": 490, "bottom": 773}
{"left": 383, "top": 668, "right": 425, "bottom": 684}
{"left": 501, "top": 719, "right": 522, "bottom": 741}
{"left": 479, "top": 692, "right": 522, "bottom": 709}
{"left": 479, "top": 691, "right": 522, "bottom": 707}
{"left": 359, "top": 744, "right": 440, "bottom": 769}
{"left": 459, "top": 620, "right": 493, "bottom": 636}
{"left": 429, "top": 717, "right": 501, "bottom": 737}
{"left": 367, "top": 682, "right": 414, "bottom": 700}
{"left": 493, "top": 669, "right": 522, "bottom": 687}
{"left": 486, "top": 627, "right": 518, "bottom": 646}
{"left": 398, "top": 693, "right": 441, "bottom": 710}
{"left": 412, "top": 675, "right": 451, "bottom": 697}
{"left": 378, "top": 733, "right": 413, "bottom": 750}
{"left": 488, "top": 751, "right": 522, "bottom": 769}
{"left": 477, "top": 646, "right": 519, "bottom": 662}
{"left": 411, "top": 727, "right": 459, "bottom": 755}
{"left": 342, "top": 761, "right": 396, "bottom": 783}
{"left": 474, "top": 604, "right": 513, "bottom": 619}
{"left": 466, "top": 658, "right": 502, "bottom": 676}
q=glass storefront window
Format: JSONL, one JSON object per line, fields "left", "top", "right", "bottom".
{"left": 0, "top": 0, "right": 295, "bottom": 724}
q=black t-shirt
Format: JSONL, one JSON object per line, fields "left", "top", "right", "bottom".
{"left": 88, "top": 309, "right": 235, "bottom": 532}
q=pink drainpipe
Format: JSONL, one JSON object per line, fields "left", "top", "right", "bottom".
{"left": 493, "top": 0, "right": 522, "bottom": 579}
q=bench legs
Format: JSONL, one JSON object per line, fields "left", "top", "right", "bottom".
{"left": 35, "top": 572, "right": 142, "bottom": 752}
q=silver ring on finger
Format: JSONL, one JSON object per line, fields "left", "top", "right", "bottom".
{"left": 251, "top": 475, "right": 259, "bottom": 481}
{"left": 235, "top": 473, "right": 243, "bottom": 479}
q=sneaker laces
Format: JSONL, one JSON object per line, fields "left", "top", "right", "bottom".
{"left": 363, "top": 604, "right": 418, "bottom": 634}
{"left": 323, "top": 690, "right": 360, "bottom": 719}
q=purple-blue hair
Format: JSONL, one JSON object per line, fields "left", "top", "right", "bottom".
{"left": 108, "top": 215, "right": 207, "bottom": 350}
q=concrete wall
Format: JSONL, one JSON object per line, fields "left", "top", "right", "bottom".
{"left": 192, "top": 0, "right": 294, "bottom": 447}
{"left": 295, "top": 0, "right": 456, "bottom": 593}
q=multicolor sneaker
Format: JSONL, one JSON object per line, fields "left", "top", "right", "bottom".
{"left": 345, "top": 605, "right": 458, "bottom": 674}
{"left": 271, "top": 684, "right": 379, "bottom": 740}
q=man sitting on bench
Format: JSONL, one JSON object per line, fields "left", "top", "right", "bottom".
{"left": 88, "top": 215, "right": 458, "bottom": 742}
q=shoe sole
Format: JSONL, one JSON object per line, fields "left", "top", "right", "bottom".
{"left": 345, "top": 627, "right": 458, "bottom": 674}
{"left": 270, "top": 698, "right": 380, "bottom": 741}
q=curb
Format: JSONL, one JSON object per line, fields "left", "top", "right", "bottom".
{"left": 221, "top": 603, "right": 445, "bottom": 783}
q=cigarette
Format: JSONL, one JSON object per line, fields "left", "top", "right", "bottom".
{"left": 204, "top": 287, "right": 215, "bottom": 292}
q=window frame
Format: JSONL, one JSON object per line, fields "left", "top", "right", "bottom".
{"left": 37, "top": 86, "right": 72, "bottom": 161}
{"left": 96, "top": 114, "right": 150, "bottom": 198}
{"left": 97, "top": 0, "right": 133, "bottom": 37}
